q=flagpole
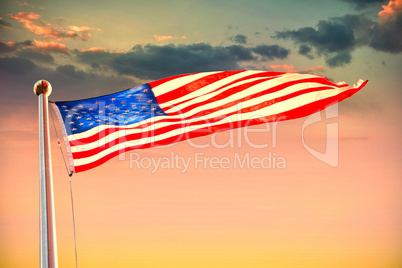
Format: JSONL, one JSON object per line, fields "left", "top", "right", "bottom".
{"left": 34, "top": 80, "right": 58, "bottom": 268}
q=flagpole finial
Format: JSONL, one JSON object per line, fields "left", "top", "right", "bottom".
{"left": 34, "top": 80, "right": 52, "bottom": 96}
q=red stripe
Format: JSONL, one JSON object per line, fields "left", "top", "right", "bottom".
{"left": 74, "top": 80, "right": 366, "bottom": 173}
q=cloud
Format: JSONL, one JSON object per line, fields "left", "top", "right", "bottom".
{"left": 0, "top": 39, "right": 68, "bottom": 60}
{"left": 0, "top": 40, "right": 33, "bottom": 55}
{"left": 32, "top": 39, "right": 69, "bottom": 53}
{"left": 252, "top": 45, "right": 290, "bottom": 60}
{"left": 8, "top": 12, "right": 62, "bottom": 38}
{"left": 0, "top": 17, "right": 12, "bottom": 29}
{"left": 153, "top": 35, "right": 187, "bottom": 42}
{"left": 0, "top": 56, "right": 136, "bottom": 105}
{"left": 298, "top": 44, "right": 314, "bottom": 59}
{"left": 56, "top": 65, "right": 86, "bottom": 80}
{"left": 8, "top": 12, "right": 94, "bottom": 40}
{"left": 325, "top": 51, "right": 352, "bottom": 67}
{"left": 372, "top": 0, "right": 402, "bottom": 52}
{"left": 68, "top": 25, "right": 93, "bottom": 32}
{"left": 74, "top": 42, "right": 290, "bottom": 80}
{"left": 0, "top": 57, "right": 36, "bottom": 75}
{"left": 378, "top": 0, "right": 402, "bottom": 22}
{"left": 79, "top": 47, "right": 106, "bottom": 53}
{"left": 233, "top": 34, "right": 247, "bottom": 44}
{"left": 17, "top": 2, "right": 35, "bottom": 8}
{"left": 274, "top": 19, "right": 356, "bottom": 53}
{"left": 0, "top": 41, "right": 18, "bottom": 54}
{"left": 15, "top": 50, "right": 54, "bottom": 63}
{"left": 274, "top": 11, "right": 401, "bottom": 67}
{"left": 370, "top": 12, "right": 402, "bottom": 52}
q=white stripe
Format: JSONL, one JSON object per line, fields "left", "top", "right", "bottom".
{"left": 151, "top": 71, "right": 222, "bottom": 97}
{"left": 72, "top": 86, "right": 355, "bottom": 166}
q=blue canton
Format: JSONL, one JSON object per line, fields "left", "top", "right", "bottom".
{"left": 54, "top": 84, "right": 167, "bottom": 135}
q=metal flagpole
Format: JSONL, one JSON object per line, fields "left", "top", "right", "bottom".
{"left": 34, "top": 80, "right": 58, "bottom": 268}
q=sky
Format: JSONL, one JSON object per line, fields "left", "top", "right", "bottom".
{"left": 0, "top": 0, "right": 401, "bottom": 267}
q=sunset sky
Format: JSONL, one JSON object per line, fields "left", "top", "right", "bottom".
{"left": 0, "top": 0, "right": 401, "bottom": 267}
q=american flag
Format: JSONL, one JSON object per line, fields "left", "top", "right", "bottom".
{"left": 52, "top": 70, "right": 367, "bottom": 173}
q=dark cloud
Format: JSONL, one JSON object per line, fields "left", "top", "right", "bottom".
{"left": 340, "top": 0, "right": 388, "bottom": 8}
{"left": 274, "top": 13, "right": 400, "bottom": 67}
{"left": 75, "top": 43, "right": 290, "bottom": 80}
{"left": 252, "top": 44, "right": 290, "bottom": 60}
{"left": 0, "top": 40, "right": 33, "bottom": 55}
{"left": 16, "top": 51, "right": 54, "bottom": 63}
{"left": 0, "top": 58, "right": 136, "bottom": 106}
{"left": 0, "top": 18, "right": 12, "bottom": 28}
{"left": 0, "top": 42, "right": 17, "bottom": 55}
{"left": 370, "top": 13, "right": 402, "bottom": 53}
{"left": 298, "top": 44, "right": 314, "bottom": 59}
{"left": 56, "top": 65, "right": 87, "bottom": 80}
{"left": 274, "top": 19, "right": 356, "bottom": 53}
{"left": 0, "top": 57, "right": 36, "bottom": 75}
{"left": 233, "top": 34, "right": 247, "bottom": 44}
{"left": 227, "top": 45, "right": 254, "bottom": 60}
{"left": 325, "top": 51, "right": 352, "bottom": 67}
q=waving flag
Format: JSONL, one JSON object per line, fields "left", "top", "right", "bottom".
{"left": 51, "top": 70, "right": 367, "bottom": 173}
